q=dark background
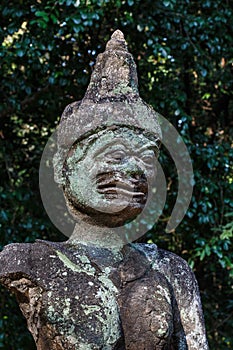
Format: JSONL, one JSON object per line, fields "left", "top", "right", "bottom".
{"left": 0, "top": 0, "right": 232, "bottom": 348}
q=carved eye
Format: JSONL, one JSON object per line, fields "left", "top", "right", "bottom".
{"left": 106, "top": 150, "right": 125, "bottom": 163}
{"left": 141, "top": 152, "right": 154, "bottom": 166}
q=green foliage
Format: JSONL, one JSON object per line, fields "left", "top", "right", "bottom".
{"left": 0, "top": 0, "right": 232, "bottom": 349}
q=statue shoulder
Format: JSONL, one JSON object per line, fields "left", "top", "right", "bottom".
{"left": 133, "top": 243, "right": 199, "bottom": 297}
{"left": 132, "top": 242, "right": 159, "bottom": 262}
{"left": 0, "top": 242, "right": 32, "bottom": 279}
{"left": 0, "top": 240, "right": 60, "bottom": 285}
{"left": 155, "top": 248, "right": 198, "bottom": 291}
{"left": 153, "top": 248, "right": 203, "bottom": 315}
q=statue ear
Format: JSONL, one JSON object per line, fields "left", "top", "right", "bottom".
{"left": 53, "top": 148, "right": 66, "bottom": 186}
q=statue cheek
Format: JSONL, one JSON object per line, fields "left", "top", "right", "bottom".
{"left": 146, "top": 168, "right": 156, "bottom": 182}
{"left": 65, "top": 163, "right": 90, "bottom": 202}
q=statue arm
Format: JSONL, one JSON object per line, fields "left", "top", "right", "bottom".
{"left": 172, "top": 260, "right": 209, "bottom": 350}
{"left": 175, "top": 278, "right": 209, "bottom": 350}
{"left": 0, "top": 243, "right": 45, "bottom": 346}
{"left": 155, "top": 249, "right": 209, "bottom": 350}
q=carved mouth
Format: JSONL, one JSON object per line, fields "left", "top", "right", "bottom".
{"left": 95, "top": 172, "right": 147, "bottom": 200}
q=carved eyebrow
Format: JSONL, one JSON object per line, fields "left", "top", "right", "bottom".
{"left": 94, "top": 139, "right": 127, "bottom": 157}
{"left": 138, "top": 142, "right": 159, "bottom": 153}
{"left": 93, "top": 138, "right": 159, "bottom": 158}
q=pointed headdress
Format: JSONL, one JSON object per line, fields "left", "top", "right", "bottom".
{"left": 57, "top": 30, "right": 162, "bottom": 148}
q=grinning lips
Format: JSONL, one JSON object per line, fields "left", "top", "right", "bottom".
{"left": 95, "top": 172, "right": 147, "bottom": 199}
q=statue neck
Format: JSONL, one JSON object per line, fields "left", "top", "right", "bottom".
{"left": 68, "top": 220, "right": 125, "bottom": 250}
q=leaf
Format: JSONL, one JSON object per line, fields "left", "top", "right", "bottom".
{"left": 200, "top": 249, "right": 206, "bottom": 261}
{"left": 35, "top": 11, "right": 49, "bottom": 22}
{"left": 50, "top": 14, "right": 58, "bottom": 24}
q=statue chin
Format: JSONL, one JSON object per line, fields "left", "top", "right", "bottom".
{"left": 63, "top": 191, "right": 147, "bottom": 228}
{"left": 63, "top": 173, "right": 148, "bottom": 227}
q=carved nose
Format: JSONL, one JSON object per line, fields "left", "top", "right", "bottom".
{"left": 122, "top": 156, "right": 145, "bottom": 177}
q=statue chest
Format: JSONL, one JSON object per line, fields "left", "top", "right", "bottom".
{"left": 33, "top": 247, "right": 174, "bottom": 349}
{"left": 35, "top": 249, "right": 122, "bottom": 349}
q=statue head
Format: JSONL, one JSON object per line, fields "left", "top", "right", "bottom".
{"left": 54, "top": 30, "right": 162, "bottom": 229}
{"left": 62, "top": 126, "right": 160, "bottom": 227}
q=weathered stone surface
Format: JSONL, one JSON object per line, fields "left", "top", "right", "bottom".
{"left": 84, "top": 29, "right": 138, "bottom": 101}
{"left": 0, "top": 30, "right": 209, "bottom": 349}
{"left": 53, "top": 30, "right": 161, "bottom": 186}
{"left": 0, "top": 241, "right": 208, "bottom": 349}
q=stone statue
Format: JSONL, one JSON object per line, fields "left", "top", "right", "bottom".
{"left": 0, "top": 30, "right": 209, "bottom": 349}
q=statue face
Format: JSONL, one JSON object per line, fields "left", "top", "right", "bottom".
{"left": 63, "top": 128, "right": 159, "bottom": 226}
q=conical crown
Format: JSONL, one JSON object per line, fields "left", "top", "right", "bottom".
{"left": 84, "top": 30, "right": 139, "bottom": 101}
{"left": 55, "top": 30, "right": 162, "bottom": 184}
